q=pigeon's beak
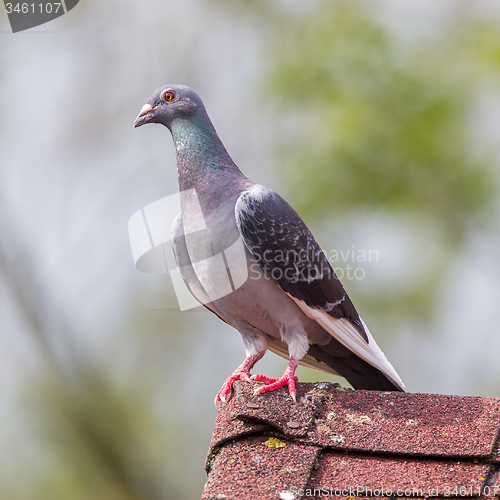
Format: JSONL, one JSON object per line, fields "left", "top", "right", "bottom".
{"left": 134, "top": 103, "right": 154, "bottom": 128}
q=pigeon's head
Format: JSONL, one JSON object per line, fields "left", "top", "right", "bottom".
{"left": 134, "top": 85, "right": 204, "bottom": 129}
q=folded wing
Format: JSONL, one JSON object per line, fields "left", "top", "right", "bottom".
{"left": 235, "top": 185, "right": 404, "bottom": 391}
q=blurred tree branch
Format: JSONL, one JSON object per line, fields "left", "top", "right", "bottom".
{"left": 0, "top": 207, "right": 174, "bottom": 499}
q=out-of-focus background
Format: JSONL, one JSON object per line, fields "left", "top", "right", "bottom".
{"left": 2, "top": 0, "right": 500, "bottom": 497}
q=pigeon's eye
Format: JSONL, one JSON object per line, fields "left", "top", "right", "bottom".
{"left": 161, "top": 90, "right": 175, "bottom": 102}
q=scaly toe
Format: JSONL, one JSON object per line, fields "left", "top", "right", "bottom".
{"left": 250, "top": 374, "right": 279, "bottom": 384}
{"left": 252, "top": 374, "right": 298, "bottom": 401}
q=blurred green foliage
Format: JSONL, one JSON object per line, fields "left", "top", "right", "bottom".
{"left": 263, "top": 0, "right": 500, "bottom": 322}
{"left": 269, "top": 2, "right": 498, "bottom": 235}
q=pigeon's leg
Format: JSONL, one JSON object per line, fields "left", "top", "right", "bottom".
{"left": 214, "top": 351, "right": 265, "bottom": 405}
{"left": 251, "top": 356, "right": 300, "bottom": 402}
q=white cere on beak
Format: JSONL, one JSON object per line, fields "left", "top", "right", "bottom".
{"left": 138, "top": 103, "right": 153, "bottom": 117}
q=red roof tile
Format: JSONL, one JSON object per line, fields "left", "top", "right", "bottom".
{"left": 494, "top": 437, "right": 500, "bottom": 463}
{"left": 203, "top": 435, "right": 320, "bottom": 500}
{"left": 202, "top": 382, "right": 500, "bottom": 500}
{"left": 308, "top": 452, "right": 488, "bottom": 497}
{"left": 490, "top": 467, "right": 500, "bottom": 495}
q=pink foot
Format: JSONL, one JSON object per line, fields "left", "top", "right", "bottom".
{"left": 251, "top": 357, "right": 300, "bottom": 402}
{"left": 215, "top": 353, "right": 264, "bottom": 405}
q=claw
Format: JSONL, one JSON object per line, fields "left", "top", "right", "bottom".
{"left": 214, "top": 353, "right": 264, "bottom": 406}
{"left": 214, "top": 393, "right": 226, "bottom": 406}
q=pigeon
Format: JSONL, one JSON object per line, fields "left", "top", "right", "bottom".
{"left": 134, "top": 85, "right": 405, "bottom": 404}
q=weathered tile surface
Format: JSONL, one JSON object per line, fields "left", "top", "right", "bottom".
{"left": 202, "top": 435, "right": 320, "bottom": 500}
{"left": 204, "top": 383, "right": 500, "bottom": 499}
{"left": 308, "top": 451, "right": 488, "bottom": 497}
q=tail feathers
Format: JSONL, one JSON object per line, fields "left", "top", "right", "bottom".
{"left": 307, "top": 339, "right": 405, "bottom": 392}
